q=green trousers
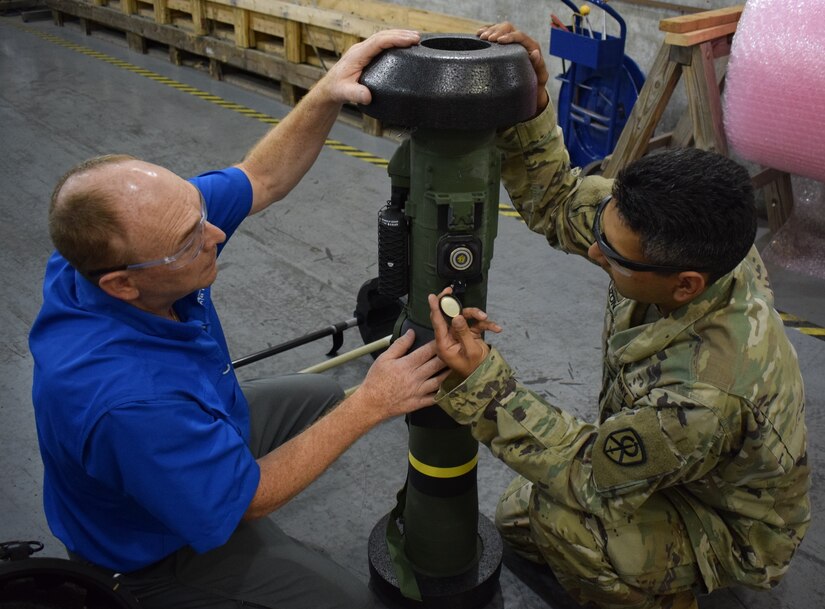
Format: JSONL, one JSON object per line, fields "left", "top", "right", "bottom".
{"left": 496, "top": 475, "right": 701, "bottom": 609}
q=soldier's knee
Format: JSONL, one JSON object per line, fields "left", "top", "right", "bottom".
{"left": 494, "top": 475, "right": 532, "bottom": 529}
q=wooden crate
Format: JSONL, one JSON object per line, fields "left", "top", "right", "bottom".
{"left": 44, "top": 0, "right": 487, "bottom": 134}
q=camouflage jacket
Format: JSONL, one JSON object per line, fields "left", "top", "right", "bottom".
{"left": 435, "top": 103, "right": 810, "bottom": 591}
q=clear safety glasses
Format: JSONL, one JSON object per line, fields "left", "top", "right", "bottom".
{"left": 88, "top": 192, "right": 207, "bottom": 277}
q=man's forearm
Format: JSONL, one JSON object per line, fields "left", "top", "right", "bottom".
{"left": 243, "top": 391, "right": 379, "bottom": 520}
{"left": 240, "top": 80, "right": 341, "bottom": 214}
{"left": 236, "top": 29, "right": 422, "bottom": 215}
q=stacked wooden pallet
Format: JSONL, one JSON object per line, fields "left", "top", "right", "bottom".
{"left": 44, "top": 0, "right": 486, "bottom": 134}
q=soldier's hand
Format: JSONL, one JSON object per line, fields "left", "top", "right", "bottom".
{"left": 476, "top": 22, "right": 549, "bottom": 113}
{"left": 358, "top": 330, "right": 449, "bottom": 419}
{"left": 428, "top": 287, "right": 502, "bottom": 379}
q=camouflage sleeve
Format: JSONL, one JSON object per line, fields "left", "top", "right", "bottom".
{"left": 437, "top": 347, "right": 730, "bottom": 521}
{"left": 497, "top": 102, "right": 614, "bottom": 258}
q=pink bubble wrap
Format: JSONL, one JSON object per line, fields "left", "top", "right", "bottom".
{"left": 724, "top": 0, "right": 825, "bottom": 182}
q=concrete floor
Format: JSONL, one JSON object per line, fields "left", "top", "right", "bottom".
{"left": 1, "top": 14, "right": 823, "bottom": 609}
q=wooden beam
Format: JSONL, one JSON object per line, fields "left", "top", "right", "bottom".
{"left": 613, "top": 0, "right": 703, "bottom": 13}
{"left": 297, "top": 0, "right": 485, "bottom": 32}
{"left": 602, "top": 43, "right": 682, "bottom": 178}
{"left": 154, "top": 0, "right": 170, "bottom": 24}
{"left": 664, "top": 21, "right": 738, "bottom": 47}
{"left": 682, "top": 41, "right": 727, "bottom": 155}
{"left": 209, "top": 57, "right": 222, "bottom": 79}
{"left": 44, "top": 0, "right": 326, "bottom": 88}
{"left": 226, "top": 0, "right": 386, "bottom": 38}
{"left": 190, "top": 0, "right": 206, "bottom": 35}
{"left": 233, "top": 7, "right": 251, "bottom": 48}
{"left": 284, "top": 19, "right": 304, "bottom": 63}
{"left": 339, "top": 32, "right": 359, "bottom": 54}
{"left": 762, "top": 170, "right": 794, "bottom": 232}
{"left": 361, "top": 114, "right": 382, "bottom": 137}
{"left": 126, "top": 30, "right": 146, "bottom": 52}
{"left": 660, "top": 5, "right": 743, "bottom": 33}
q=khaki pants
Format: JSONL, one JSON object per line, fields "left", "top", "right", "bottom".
{"left": 496, "top": 475, "right": 701, "bottom": 609}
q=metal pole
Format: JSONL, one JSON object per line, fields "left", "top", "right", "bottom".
{"left": 232, "top": 318, "right": 359, "bottom": 369}
{"left": 299, "top": 336, "right": 392, "bottom": 374}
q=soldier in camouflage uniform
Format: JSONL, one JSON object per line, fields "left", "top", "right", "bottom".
{"left": 426, "top": 24, "right": 810, "bottom": 609}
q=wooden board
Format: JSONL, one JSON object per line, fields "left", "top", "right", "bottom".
{"left": 659, "top": 5, "right": 743, "bottom": 34}
{"left": 664, "top": 21, "right": 738, "bottom": 47}
{"left": 294, "top": 0, "right": 485, "bottom": 32}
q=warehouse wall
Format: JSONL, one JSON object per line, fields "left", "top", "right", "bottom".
{"left": 383, "top": 0, "right": 743, "bottom": 130}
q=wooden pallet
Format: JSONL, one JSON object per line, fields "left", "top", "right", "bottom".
{"left": 44, "top": 0, "right": 486, "bottom": 135}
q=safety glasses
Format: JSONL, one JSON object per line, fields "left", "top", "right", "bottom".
{"left": 88, "top": 192, "right": 207, "bottom": 277}
{"left": 592, "top": 195, "right": 709, "bottom": 277}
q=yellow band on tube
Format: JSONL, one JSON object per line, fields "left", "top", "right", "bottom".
{"left": 408, "top": 451, "right": 478, "bottom": 479}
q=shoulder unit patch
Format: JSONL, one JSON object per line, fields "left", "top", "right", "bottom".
{"left": 592, "top": 408, "right": 683, "bottom": 492}
{"left": 603, "top": 428, "right": 646, "bottom": 465}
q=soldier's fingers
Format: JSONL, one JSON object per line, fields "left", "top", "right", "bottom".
{"left": 477, "top": 22, "right": 515, "bottom": 41}
{"left": 460, "top": 307, "right": 488, "bottom": 321}
{"left": 472, "top": 320, "right": 502, "bottom": 335}
{"left": 428, "top": 294, "right": 452, "bottom": 341}
{"left": 450, "top": 314, "right": 476, "bottom": 350}
{"left": 436, "top": 285, "right": 454, "bottom": 299}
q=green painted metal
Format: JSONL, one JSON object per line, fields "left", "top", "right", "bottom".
{"left": 387, "top": 127, "right": 501, "bottom": 580}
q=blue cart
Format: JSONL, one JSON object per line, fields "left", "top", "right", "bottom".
{"left": 549, "top": 0, "right": 645, "bottom": 170}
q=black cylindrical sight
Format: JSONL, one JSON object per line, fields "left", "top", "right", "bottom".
{"left": 377, "top": 203, "right": 409, "bottom": 299}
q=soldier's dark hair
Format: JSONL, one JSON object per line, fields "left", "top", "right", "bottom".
{"left": 49, "top": 154, "right": 138, "bottom": 283}
{"left": 612, "top": 148, "right": 756, "bottom": 283}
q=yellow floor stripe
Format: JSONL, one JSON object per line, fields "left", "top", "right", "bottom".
{"left": 778, "top": 311, "right": 825, "bottom": 341}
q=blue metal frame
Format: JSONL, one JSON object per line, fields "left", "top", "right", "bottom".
{"left": 549, "top": 0, "right": 644, "bottom": 168}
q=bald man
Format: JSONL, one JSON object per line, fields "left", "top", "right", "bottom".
{"left": 29, "top": 30, "right": 446, "bottom": 609}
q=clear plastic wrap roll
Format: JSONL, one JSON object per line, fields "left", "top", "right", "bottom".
{"left": 723, "top": 0, "right": 825, "bottom": 181}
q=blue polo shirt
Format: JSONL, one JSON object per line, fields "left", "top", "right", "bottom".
{"left": 29, "top": 167, "right": 259, "bottom": 572}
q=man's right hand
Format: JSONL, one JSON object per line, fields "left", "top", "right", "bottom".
{"left": 320, "top": 29, "right": 421, "bottom": 106}
{"left": 428, "top": 288, "right": 502, "bottom": 380}
{"left": 356, "top": 330, "right": 449, "bottom": 421}
{"left": 477, "top": 22, "right": 549, "bottom": 114}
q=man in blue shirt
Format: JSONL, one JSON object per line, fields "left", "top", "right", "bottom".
{"left": 29, "top": 29, "right": 443, "bottom": 609}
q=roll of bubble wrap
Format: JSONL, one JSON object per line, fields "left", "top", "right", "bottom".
{"left": 723, "top": 0, "right": 825, "bottom": 181}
